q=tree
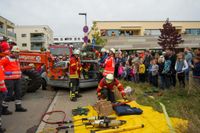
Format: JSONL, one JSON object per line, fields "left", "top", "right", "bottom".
{"left": 91, "top": 22, "right": 107, "bottom": 46}
{"left": 158, "top": 19, "right": 184, "bottom": 50}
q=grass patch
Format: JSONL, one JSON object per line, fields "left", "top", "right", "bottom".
{"left": 120, "top": 80, "right": 200, "bottom": 132}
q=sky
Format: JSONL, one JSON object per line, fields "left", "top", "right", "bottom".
{"left": 0, "top": 0, "right": 200, "bottom": 36}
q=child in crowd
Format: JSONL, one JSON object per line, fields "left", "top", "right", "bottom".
{"left": 151, "top": 58, "right": 159, "bottom": 87}
{"left": 162, "top": 55, "right": 171, "bottom": 88}
{"left": 139, "top": 59, "right": 146, "bottom": 82}
{"left": 129, "top": 65, "right": 135, "bottom": 82}
{"left": 175, "top": 52, "right": 188, "bottom": 88}
{"left": 118, "top": 62, "right": 124, "bottom": 79}
{"left": 189, "top": 56, "right": 200, "bottom": 92}
{"left": 158, "top": 55, "right": 165, "bottom": 89}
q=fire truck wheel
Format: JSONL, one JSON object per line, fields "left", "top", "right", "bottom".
{"left": 21, "top": 76, "right": 28, "bottom": 97}
{"left": 22, "top": 70, "right": 42, "bottom": 93}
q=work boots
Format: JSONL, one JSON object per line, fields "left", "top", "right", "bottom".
{"left": 2, "top": 107, "right": 12, "bottom": 115}
{"left": 15, "top": 104, "right": 27, "bottom": 112}
{"left": 0, "top": 127, "right": 6, "bottom": 133}
{"left": 70, "top": 97, "right": 77, "bottom": 102}
{"left": 75, "top": 92, "right": 82, "bottom": 98}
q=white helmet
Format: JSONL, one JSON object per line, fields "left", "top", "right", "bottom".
{"left": 105, "top": 74, "right": 114, "bottom": 84}
{"left": 101, "top": 48, "right": 106, "bottom": 53}
{"left": 11, "top": 46, "right": 20, "bottom": 52}
{"left": 73, "top": 49, "right": 80, "bottom": 55}
{"left": 110, "top": 48, "right": 115, "bottom": 54}
{"left": 82, "top": 52, "right": 87, "bottom": 56}
{"left": 7, "top": 39, "right": 13, "bottom": 43}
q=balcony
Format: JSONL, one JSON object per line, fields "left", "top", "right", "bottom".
{"left": 7, "top": 30, "right": 16, "bottom": 38}
{"left": 31, "top": 36, "right": 46, "bottom": 42}
{"left": 0, "top": 27, "right": 5, "bottom": 34}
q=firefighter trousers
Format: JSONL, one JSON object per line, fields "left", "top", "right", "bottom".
{"left": 69, "top": 78, "right": 79, "bottom": 98}
{"left": 100, "top": 88, "right": 116, "bottom": 103}
{"left": 0, "top": 92, "right": 3, "bottom": 127}
{"left": 3, "top": 79, "right": 22, "bottom": 108}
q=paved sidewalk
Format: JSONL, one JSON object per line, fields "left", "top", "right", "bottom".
{"left": 2, "top": 89, "right": 56, "bottom": 133}
{"left": 36, "top": 88, "right": 97, "bottom": 133}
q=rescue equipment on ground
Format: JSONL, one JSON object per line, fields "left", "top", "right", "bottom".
{"left": 72, "top": 107, "right": 90, "bottom": 116}
{"left": 90, "top": 124, "right": 144, "bottom": 133}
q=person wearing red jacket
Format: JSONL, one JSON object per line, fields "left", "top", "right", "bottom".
{"left": 97, "top": 74, "right": 126, "bottom": 103}
{"left": 0, "top": 66, "right": 7, "bottom": 132}
{"left": 69, "top": 49, "right": 82, "bottom": 102}
{"left": 0, "top": 46, "right": 27, "bottom": 113}
{"left": 103, "top": 48, "right": 115, "bottom": 76}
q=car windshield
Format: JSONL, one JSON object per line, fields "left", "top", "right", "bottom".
{"left": 50, "top": 47, "right": 70, "bottom": 56}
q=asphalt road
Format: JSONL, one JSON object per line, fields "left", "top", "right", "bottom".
{"left": 2, "top": 89, "right": 56, "bottom": 133}
{"left": 37, "top": 87, "right": 97, "bottom": 133}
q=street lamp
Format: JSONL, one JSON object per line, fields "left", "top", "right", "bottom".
{"left": 79, "top": 13, "right": 88, "bottom": 45}
{"left": 78, "top": 13, "right": 87, "bottom": 26}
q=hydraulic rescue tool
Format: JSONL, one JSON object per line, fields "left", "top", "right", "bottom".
{"left": 90, "top": 124, "right": 144, "bottom": 133}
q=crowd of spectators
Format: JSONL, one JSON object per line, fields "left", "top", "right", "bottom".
{"left": 100, "top": 47, "right": 200, "bottom": 90}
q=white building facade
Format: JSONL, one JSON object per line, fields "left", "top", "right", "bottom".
{"left": 14, "top": 25, "right": 53, "bottom": 51}
{"left": 53, "top": 36, "right": 83, "bottom": 48}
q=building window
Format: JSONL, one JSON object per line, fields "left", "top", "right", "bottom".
{"left": 54, "top": 38, "right": 59, "bottom": 41}
{"left": 69, "top": 38, "right": 72, "bottom": 40}
{"left": 65, "top": 38, "right": 69, "bottom": 40}
{"left": 74, "top": 38, "right": 77, "bottom": 40}
{"left": 22, "top": 43, "right": 27, "bottom": 47}
{"left": 144, "top": 29, "right": 160, "bottom": 36}
{"left": 107, "top": 30, "right": 120, "bottom": 37}
{"left": 78, "top": 38, "right": 80, "bottom": 40}
{"left": 21, "top": 34, "right": 27, "bottom": 37}
{"left": 60, "top": 38, "right": 63, "bottom": 41}
{"left": 185, "top": 29, "right": 200, "bottom": 35}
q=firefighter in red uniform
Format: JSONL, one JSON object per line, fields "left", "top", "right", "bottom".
{"left": 69, "top": 49, "right": 82, "bottom": 102}
{"left": 97, "top": 74, "right": 126, "bottom": 103}
{"left": 0, "top": 66, "right": 7, "bottom": 133}
{"left": 0, "top": 46, "right": 27, "bottom": 113}
{"left": 103, "top": 48, "right": 115, "bottom": 76}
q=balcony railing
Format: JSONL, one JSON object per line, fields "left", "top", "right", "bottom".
{"left": 7, "top": 30, "right": 16, "bottom": 38}
{"left": 0, "top": 27, "right": 5, "bottom": 34}
{"left": 31, "top": 36, "right": 46, "bottom": 42}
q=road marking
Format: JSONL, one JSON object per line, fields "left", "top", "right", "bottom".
{"left": 36, "top": 91, "right": 60, "bottom": 133}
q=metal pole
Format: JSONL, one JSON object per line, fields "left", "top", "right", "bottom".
{"left": 85, "top": 14, "right": 87, "bottom": 26}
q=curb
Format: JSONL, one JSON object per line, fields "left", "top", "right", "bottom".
{"left": 36, "top": 91, "right": 60, "bottom": 133}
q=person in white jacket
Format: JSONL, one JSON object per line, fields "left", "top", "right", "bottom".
{"left": 175, "top": 52, "right": 188, "bottom": 88}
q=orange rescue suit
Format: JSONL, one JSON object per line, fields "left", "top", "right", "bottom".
{"left": 69, "top": 56, "right": 82, "bottom": 79}
{"left": 0, "top": 66, "right": 7, "bottom": 92}
{"left": 0, "top": 56, "right": 21, "bottom": 80}
{"left": 103, "top": 56, "right": 115, "bottom": 76}
{"left": 97, "top": 78, "right": 125, "bottom": 97}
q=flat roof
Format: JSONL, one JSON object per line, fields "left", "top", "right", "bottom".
{"left": 0, "top": 16, "right": 15, "bottom": 25}
{"left": 94, "top": 20, "right": 200, "bottom": 23}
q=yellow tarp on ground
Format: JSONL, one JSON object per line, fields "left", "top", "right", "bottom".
{"left": 73, "top": 101, "right": 187, "bottom": 133}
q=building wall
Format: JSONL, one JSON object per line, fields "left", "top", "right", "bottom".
{"left": 14, "top": 25, "right": 53, "bottom": 51}
{"left": 0, "top": 16, "right": 16, "bottom": 41}
{"left": 89, "top": 21, "right": 200, "bottom": 50}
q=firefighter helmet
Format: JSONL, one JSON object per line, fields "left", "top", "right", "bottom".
{"left": 73, "top": 49, "right": 80, "bottom": 55}
{"left": 110, "top": 48, "right": 115, "bottom": 54}
{"left": 105, "top": 74, "right": 114, "bottom": 84}
{"left": 101, "top": 48, "right": 106, "bottom": 53}
{"left": 11, "top": 46, "right": 20, "bottom": 52}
